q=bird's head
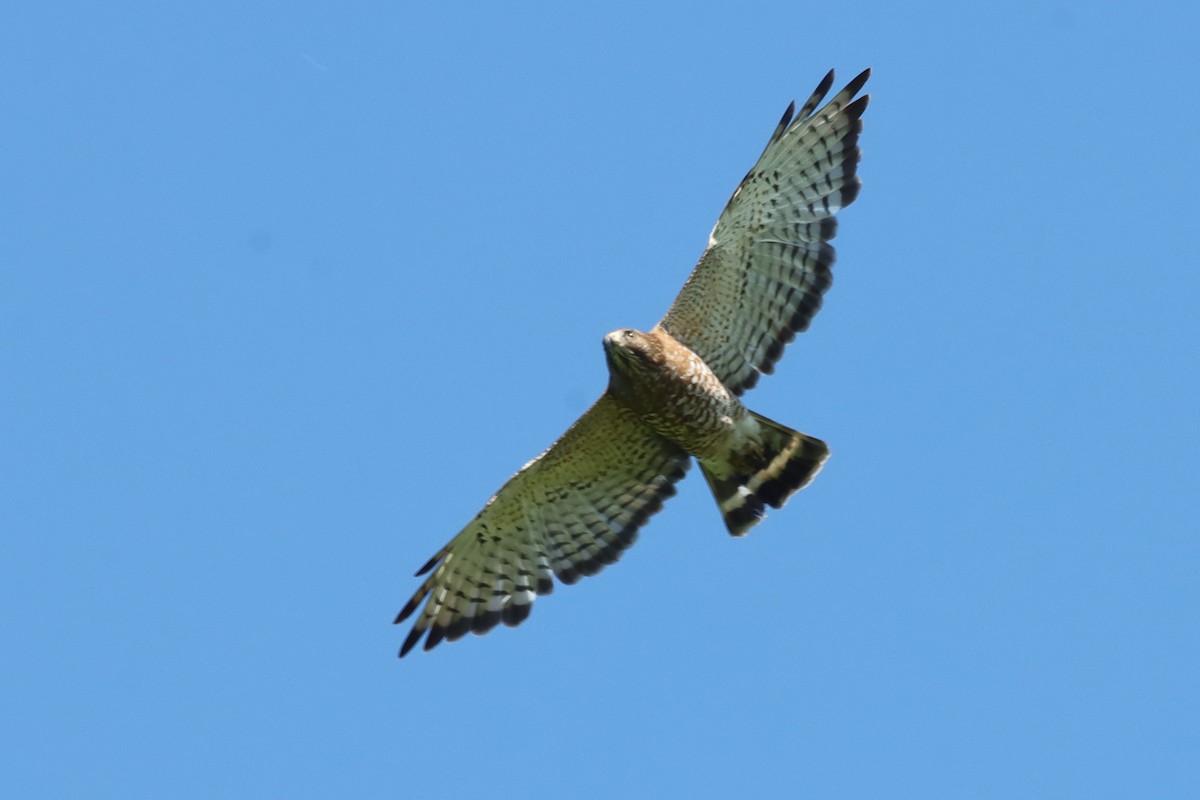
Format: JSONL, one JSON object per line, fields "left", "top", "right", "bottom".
{"left": 603, "top": 328, "right": 663, "bottom": 387}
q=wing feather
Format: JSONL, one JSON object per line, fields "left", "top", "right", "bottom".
{"left": 394, "top": 394, "right": 689, "bottom": 656}
{"left": 657, "top": 68, "right": 870, "bottom": 395}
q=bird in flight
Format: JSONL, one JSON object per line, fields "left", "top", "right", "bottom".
{"left": 396, "top": 68, "right": 870, "bottom": 657}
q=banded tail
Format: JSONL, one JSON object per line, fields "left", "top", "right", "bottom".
{"left": 698, "top": 411, "right": 829, "bottom": 536}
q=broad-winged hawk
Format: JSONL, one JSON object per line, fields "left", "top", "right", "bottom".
{"left": 396, "top": 69, "right": 870, "bottom": 657}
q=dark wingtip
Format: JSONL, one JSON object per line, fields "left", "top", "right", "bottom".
{"left": 795, "top": 70, "right": 837, "bottom": 122}
{"left": 843, "top": 67, "right": 871, "bottom": 99}
{"left": 398, "top": 626, "right": 424, "bottom": 658}
{"left": 815, "top": 69, "right": 836, "bottom": 102}
{"left": 393, "top": 589, "right": 425, "bottom": 625}
{"left": 414, "top": 547, "right": 447, "bottom": 577}
{"left": 844, "top": 94, "right": 870, "bottom": 123}
{"left": 771, "top": 101, "right": 796, "bottom": 141}
{"left": 423, "top": 625, "right": 446, "bottom": 652}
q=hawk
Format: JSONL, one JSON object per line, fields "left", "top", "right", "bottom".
{"left": 396, "top": 68, "right": 870, "bottom": 657}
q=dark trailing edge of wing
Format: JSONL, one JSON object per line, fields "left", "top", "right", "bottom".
{"left": 394, "top": 457, "right": 690, "bottom": 657}
{"left": 727, "top": 69, "right": 870, "bottom": 396}
{"left": 554, "top": 460, "right": 688, "bottom": 584}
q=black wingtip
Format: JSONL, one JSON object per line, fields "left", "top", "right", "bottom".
{"left": 771, "top": 100, "right": 796, "bottom": 142}
{"left": 393, "top": 588, "right": 425, "bottom": 625}
{"left": 398, "top": 626, "right": 424, "bottom": 658}
{"left": 424, "top": 624, "right": 446, "bottom": 652}
{"left": 844, "top": 94, "right": 870, "bottom": 124}
{"left": 414, "top": 547, "right": 447, "bottom": 577}
{"left": 795, "top": 70, "right": 837, "bottom": 122}
{"left": 843, "top": 68, "right": 871, "bottom": 99}
{"left": 815, "top": 69, "right": 836, "bottom": 99}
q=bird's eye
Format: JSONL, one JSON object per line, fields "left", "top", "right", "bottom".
{"left": 623, "top": 330, "right": 635, "bottom": 340}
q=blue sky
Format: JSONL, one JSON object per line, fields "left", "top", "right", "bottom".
{"left": 3, "top": 1, "right": 1198, "bottom": 797}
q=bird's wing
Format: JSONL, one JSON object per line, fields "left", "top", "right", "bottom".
{"left": 395, "top": 394, "right": 689, "bottom": 656}
{"left": 656, "top": 68, "right": 870, "bottom": 395}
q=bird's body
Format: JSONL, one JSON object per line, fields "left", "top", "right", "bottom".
{"left": 603, "top": 327, "right": 740, "bottom": 460}
{"left": 396, "top": 68, "right": 870, "bottom": 656}
{"left": 603, "top": 326, "right": 829, "bottom": 536}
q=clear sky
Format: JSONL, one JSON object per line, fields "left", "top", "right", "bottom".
{"left": 3, "top": 2, "right": 1197, "bottom": 798}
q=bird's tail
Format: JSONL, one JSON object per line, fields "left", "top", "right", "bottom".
{"left": 698, "top": 411, "right": 829, "bottom": 537}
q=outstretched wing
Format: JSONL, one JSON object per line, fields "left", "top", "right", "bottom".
{"left": 657, "top": 68, "right": 870, "bottom": 396}
{"left": 394, "top": 394, "right": 690, "bottom": 656}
